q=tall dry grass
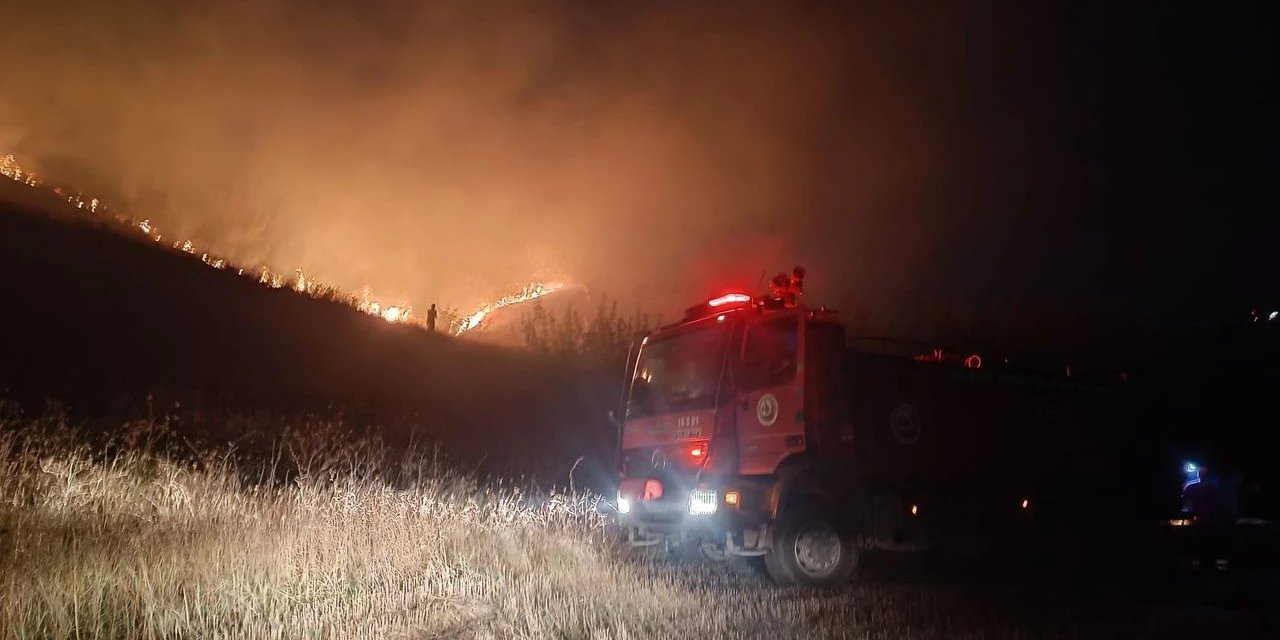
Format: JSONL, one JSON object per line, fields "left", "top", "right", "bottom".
{"left": 0, "top": 412, "right": 1257, "bottom": 639}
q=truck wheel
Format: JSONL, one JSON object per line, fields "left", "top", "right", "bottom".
{"left": 765, "top": 502, "right": 858, "bottom": 586}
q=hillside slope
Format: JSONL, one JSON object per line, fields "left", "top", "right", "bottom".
{"left": 0, "top": 182, "right": 614, "bottom": 478}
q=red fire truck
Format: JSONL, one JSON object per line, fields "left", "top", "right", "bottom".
{"left": 614, "top": 268, "right": 1142, "bottom": 585}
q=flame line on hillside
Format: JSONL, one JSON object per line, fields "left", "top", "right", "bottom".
{"left": 4, "top": 153, "right": 425, "bottom": 324}
{"left": 4, "top": 152, "right": 569, "bottom": 336}
{"left": 455, "top": 283, "right": 564, "bottom": 335}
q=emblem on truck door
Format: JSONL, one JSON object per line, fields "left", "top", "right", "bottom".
{"left": 757, "top": 394, "right": 779, "bottom": 426}
{"left": 890, "top": 402, "right": 921, "bottom": 444}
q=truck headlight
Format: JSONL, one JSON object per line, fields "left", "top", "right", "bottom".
{"left": 689, "top": 489, "right": 718, "bottom": 515}
{"left": 616, "top": 492, "right": 631, "bottom": 515}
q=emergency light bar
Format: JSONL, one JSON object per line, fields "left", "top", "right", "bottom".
{"left": 708, "top": 293, "right": 752, "bottom": 307}
{"left": 681, "top": 292, "right": 755, "bottom": 321}
{"left": 681, "top": 266, "right": 807, "bottom": 322}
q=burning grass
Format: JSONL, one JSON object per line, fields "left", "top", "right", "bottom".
{"left": 4, "top": 151, "right": 571, "bottom": 336}
{"left": 0, "top": 414, "right": 1259, "bottom": 639}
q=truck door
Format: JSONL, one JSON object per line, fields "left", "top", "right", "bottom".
{"left": 736, "top": 313, "right": 806, "bottom": 475}
{"left": 804, "top": 321, "right": 850, "bottom": 457}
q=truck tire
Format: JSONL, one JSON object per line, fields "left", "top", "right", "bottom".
{"left": 764, "top": 502, "right": 858, "bottom": 586}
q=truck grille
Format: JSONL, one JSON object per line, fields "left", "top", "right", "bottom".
{"left": 621, "top": 447, "right": 699, "bottom": 519}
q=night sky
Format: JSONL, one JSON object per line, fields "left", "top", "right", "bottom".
{"left": 0, "top": 1, "right": 1274, "bottom": 335}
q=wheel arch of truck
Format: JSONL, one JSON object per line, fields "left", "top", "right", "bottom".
{"left": 766, "top": 454, "right": 853, "bottom": 522}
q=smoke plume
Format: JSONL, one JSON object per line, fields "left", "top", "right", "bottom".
{"left": 0, "top": 1, "right": 1131, "bottom": 325}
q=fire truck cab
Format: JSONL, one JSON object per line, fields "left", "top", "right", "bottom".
{"left": 616, "top": 267, "right": 862, "bottom": 585}
{"left": 615, "top": 267, "right": 1141, "bottom": 586}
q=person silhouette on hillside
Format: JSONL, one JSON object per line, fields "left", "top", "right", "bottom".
{"left": 427, "top": 304, "right": 438, "bottom": 333}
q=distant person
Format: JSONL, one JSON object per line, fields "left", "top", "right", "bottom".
{"left": 1183, "top": 465, "right": 1239, "bottom": 526}
{"left": 427, "top": 303, "right": 438, "bottom": 333}
{"left": 1182, "top": 465, "right": 1239, "bottom": 571}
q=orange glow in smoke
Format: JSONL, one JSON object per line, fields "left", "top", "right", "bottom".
{"left": 2, "top": 151, "right": 568, "bottom": 335}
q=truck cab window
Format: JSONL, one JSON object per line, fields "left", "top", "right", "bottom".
{"left": 740, "top": 316, "right": 798, "bottom": 391}
{"left": 627, "top": 322, "right": 731, "bottom": 419}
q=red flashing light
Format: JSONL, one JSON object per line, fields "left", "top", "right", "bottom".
{"left": 690, "top": 445, "right": 706, "bottom": 458}
{"left": 914, "top": 348, "right": 945, "bottom": 363}
{"left": 643, "top": 479, "right": 663, "bottom": 501}
{"left": 965, "top": 354, "right": 982, "bottom": 369}
{"left": 707, "top": 293, "right": 752, "bottom": 307}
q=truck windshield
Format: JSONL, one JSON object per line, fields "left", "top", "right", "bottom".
{"left": 627, "top": 322, "right": 730, "bottom": 419}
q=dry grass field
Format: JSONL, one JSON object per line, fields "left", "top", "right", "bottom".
{"left": 0, "top": 413, "right": 1264, "bottom": 639}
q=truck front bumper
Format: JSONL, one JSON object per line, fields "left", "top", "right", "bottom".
{"left": 615, "top": 479, "right": 773, "bottom": 547}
